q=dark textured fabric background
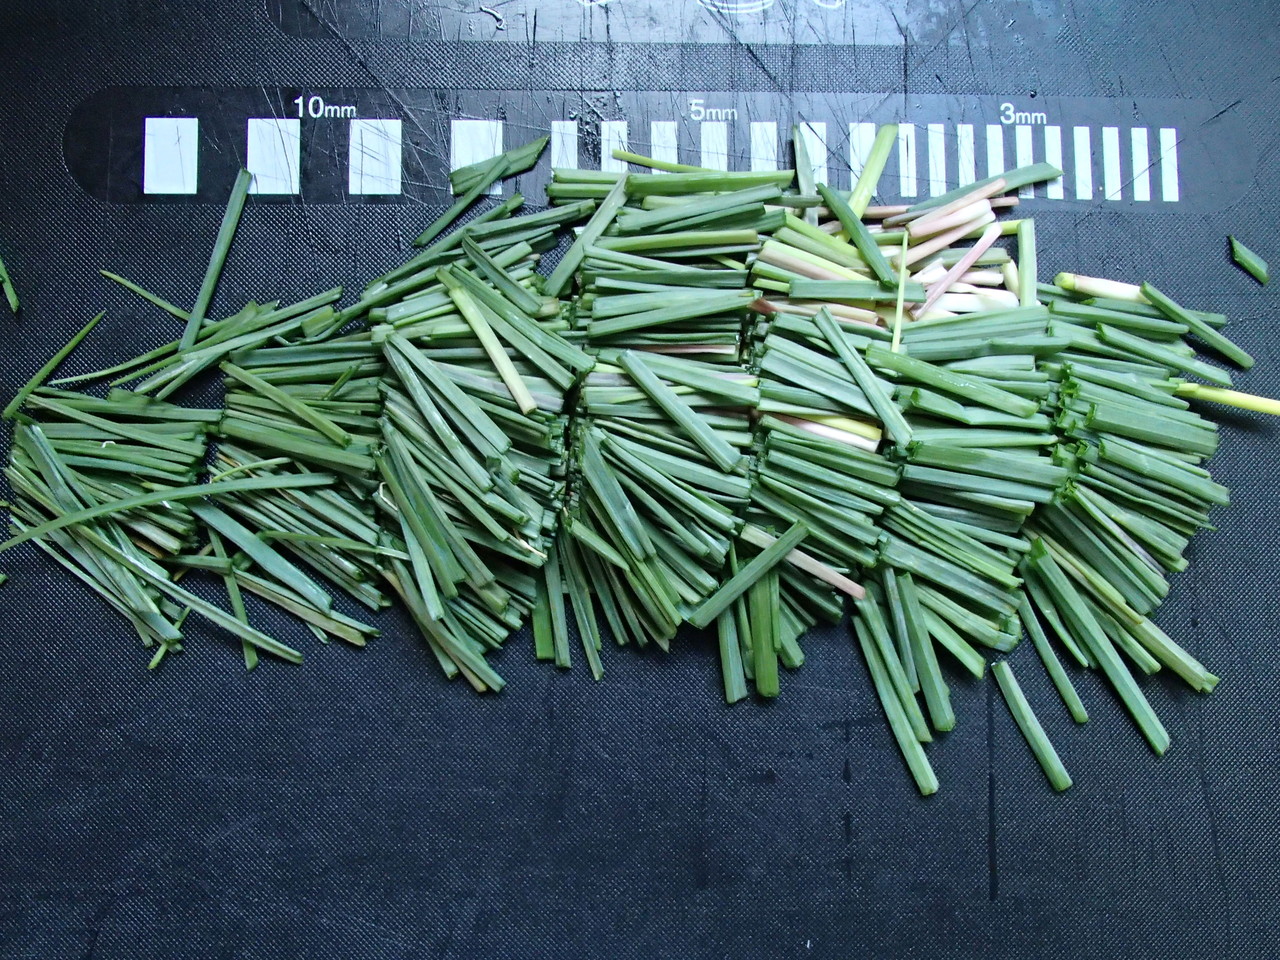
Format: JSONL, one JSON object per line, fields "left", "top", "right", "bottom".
{"left": 1, "top": 3, "right": 1278, "bottom": 958}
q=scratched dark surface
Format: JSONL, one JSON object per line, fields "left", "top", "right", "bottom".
{"left": 1, "top": 2, "right": 1279, "bottom": 958}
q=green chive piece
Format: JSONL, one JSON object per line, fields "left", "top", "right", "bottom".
{"left": 1016, "top": 220, "right": 1038, "bottom": 308}
{"left": 1018, "top": 595, "right": 1087, "bottom": 723}
{"left": 611, "top": 149, "right": 709, "bottom": 174}
{"left": 1139, "top": 283, "right": 1253, "bottom": 369}
{"left": 4, "top": 312, "right": 105, "bottom": 420}
{"left": 847, "top": 124, "right": 898, "bottom": 218}
{"left": 1229, "top": 236, "right": 1268, "bottom": 284}
{"left": 417, "top": 155, "right": 513, "bottom": 247}
{"left": 0, "top": 247, "right": 18, "bottom": 313}
{"left": 438, "top": 268, "right": 538, "bottom": 413}
{"left": 0, "top": 472, "right": 332, "bottom": 554}
{"left": 688, "top": 523, "right": 808, "bottom": 629}
{"left": 1024, "top": 540, "right": 1170, "bottom": 754}
{"left": 209, "top": 529, "right": 257, "bottom": 670}
{"left": 853, "top": 617, "right": 939, "bottom": 796}
{"left": 891, "top": 234, "right": 910, "bottom": 353}
{"left": 616, "top": 351, "right": 743, "bottom": 472}
{"left": 908, "top": 162, "right": 1061, "bottom": 214}
{"left": 816, "top": 183, "right": 896, "bottom": 285}
{"left": 1095, "top": 324, "right": 1234, "bottom": 388}
{"left": 991, "top": 660, "right": 1073, "bottom": 791}
{"left": 898, "top": 571, "right": 954, "bottom": 732}
{"left": 100, "top": 271, "right": 190, "bottom": 321}
{"left": 450, "top": 135, "right": 548, "bottom": 195}
{"left": 221, "top": 362, "right": 352, "bottom": 447}
{"left": 82, "top": 525, "right": 303, "bottom": 664}
{"left": 179, "top": 168, "right": 252, "bottom": 349}
{"left": 749, "top": 571, "right": 780, "bottom": 697}
{"left": 544, "top": 179, "right": 628, "bottom": 299}
{"left": 560, "top": 536, "right": 605, "bottom": 681}
{"left": 813, "top": 309, "right": 911, "bottom": 446}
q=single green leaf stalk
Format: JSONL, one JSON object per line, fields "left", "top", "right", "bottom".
{"left": 847, "top": 124, "right": 898, "bottom": 218}
{"left": 991, "top": 660, "right": 1073, "bottom": 791}
{"left": 180, "top": 168, "right": 252, "bottom": 349}
{"left": 0, "top": 247, "right": 19, "bottom": 313}
{"left": 4, "top": 312, "right": 104, "bottom": 420}
{"left": 1229, "top": 237, "right": 1268, "bottom": 285}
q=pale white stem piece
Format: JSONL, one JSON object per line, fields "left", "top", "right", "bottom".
{"left": 738, "top": 526, "right": 865, "bottom": 600}
{"left": 1002, "top": 260, "right": 1021, "bottom": 294}
{"left": 784, "top": 548, "right": 865, "bottom": 599}
{"left": 775, "top": 415, "right": 880, "bottom": 451}
{"left": 960, "top": 269, "right": 1005, "bottom": 286}
{"left": 1054, "top": 272, "right": 1146, "bottom": 302}
{"left": 912, "top": 261, "right": 948, "bottom": 286}
{"left": 931, "top": 290, "right": 1021, "bottom": 313}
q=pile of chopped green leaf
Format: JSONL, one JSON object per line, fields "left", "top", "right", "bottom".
{"left": 4, "top": 128, "right": 1276, "bottom": 795}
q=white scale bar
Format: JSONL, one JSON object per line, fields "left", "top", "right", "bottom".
{"left": 450, "top": 119, "right": 503, "bottom": 194}
{"left": 1159, "top": 127, "right": 1180, "bottom": 202}
{"left": 247, "top": 118, "right": 301, "bottom": 194}
{"left": 348, "top": 119, "right": 401, "bottom": 195}
{"left": 1073, "top": 126, "right": 1093, "bottom": 200}
{"left": 650, "top": 121, "right": 678, "bottom": 170}
{"left": 848, "top": 121, "right": 877, "bottom": 184}
{"left": 143, "top": 117, "right": 199, "bottom": 195}
{"left": 222, "top": 115, "right": 1186, "bottom": 204}
{"left": 1102, "top": 126, "right": 1122, "bottom": 200}
{"left": 551, "top": 121, "right": 578, "bottom": 169}
{"left": 750, "top": 121, "right": 777, "bottom": 171}
{"left": 897, "top": 123, "right": 917, "bottom": 197}
{"left": 1131, "top": 127, "right": 1151, "bottom": 202}
{"left": 1043, "top": 126, "right": 1064, "bottom": 199}
{"left": 1015, "top": 125, "right": 1035, "bottom": 197}
{"left": 956, "top": 124, "right": 976, "bottom": 187}
{"left": 798, "top": 122, "right": 828, "bottom": 186}
{"left": 985, "top": 125, "right": 1005, "bottom": 178}
{"left": 701, "top": 121, "right": 729, "bottom": 171}
{"left": 601, "top": 121, "right": 628, "bottom": 173}
{"left": 927, "top": 123, "right": 946, "bottom": 197}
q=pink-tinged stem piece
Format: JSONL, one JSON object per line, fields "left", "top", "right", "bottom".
{"left": 915, "top": 223, "right": 1005, "bottom": 317}
{"left": 895, "top": 210, "right": 998, "bottom": 269}
{"left": 862, "top": 204, "right": 911, "bottom": 220}
{"left": 908, "top": 199, "right": 994, "bottom": 240}
{"left": 758, "top": 245, "right": 856, "bottom": 282}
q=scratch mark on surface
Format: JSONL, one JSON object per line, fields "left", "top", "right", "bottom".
{"left": 1202, "top": 99, "right": 1243, "bottom": 126}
